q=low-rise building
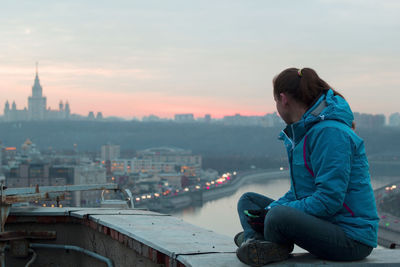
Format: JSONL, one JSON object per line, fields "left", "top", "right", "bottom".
{"left": 389, "top": 113, "right": 400, "bottom": 127}
{"left": 354, "top": 112, "right": 386, "bottom": 128}
{"left": 222, "top": 112, "right": 283, "bottom": 127}
{"left": 174, "top": 113, "right": 195, "bottom": 123}
{"left": 101, "top": 144, "right": 120, "bottom": 161}
{"left": 73, "top": 164, "right": 107, "bottom": 207}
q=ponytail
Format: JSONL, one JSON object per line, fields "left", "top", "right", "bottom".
{"left": 273, "top": 67, "right": 344, "bottom": 108}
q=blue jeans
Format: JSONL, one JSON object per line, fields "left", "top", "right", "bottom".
{"left": 237, "top": 192, "right": 373, "bottom": 261}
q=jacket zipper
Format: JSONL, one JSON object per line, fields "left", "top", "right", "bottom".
{"left": 282, "top": 126, "right": 297, "bottom": 199}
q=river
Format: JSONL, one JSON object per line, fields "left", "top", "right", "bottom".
{"left": 172, "top": 174, "right": 399, "bottom": 239}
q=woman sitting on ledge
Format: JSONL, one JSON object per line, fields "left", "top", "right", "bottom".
{"left": 235, "top": 67, "right": 379, "bottom": 266}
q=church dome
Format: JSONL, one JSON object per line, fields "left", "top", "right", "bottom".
{"left": 24, "top": 138, "right": 32, "bottom": 146}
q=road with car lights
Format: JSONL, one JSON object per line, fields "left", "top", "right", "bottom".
{"left": 133, "top": 169, "right": 289, "bottom": 212}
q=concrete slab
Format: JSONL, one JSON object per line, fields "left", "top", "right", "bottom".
{"left": 10, "top": 207, "right": 167, "bottom": 218}
{"left": 178, "top": 249, "right": 400, "bottom": 267}
{"left": 70, "top": 208, "right": 169, "bottom": 219}
{"left": 90, "top": 213, "right": 237, "bottom": 257}
{"left": 10, "top": 206, "right": 79, "bottom": 216}
{"left": 178, "top": 252, "right": 245, "bottom": 267}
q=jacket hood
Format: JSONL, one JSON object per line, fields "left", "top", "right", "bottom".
{"left": 279, "top": 89, "right": 354, "bottom": 145}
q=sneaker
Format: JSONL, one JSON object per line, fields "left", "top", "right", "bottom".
{"left": 234, "top": 231, "right": 245, "bottom": 247}
{"left": 234, "top": 232, "right": 264, "bottom": 247}
{"left": 236, "top": 240, "right": 293, "bottom": 266}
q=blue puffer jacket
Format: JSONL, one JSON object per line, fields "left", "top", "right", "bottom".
{"left": 268, "top": 89, "right": 379, "bottom": 247}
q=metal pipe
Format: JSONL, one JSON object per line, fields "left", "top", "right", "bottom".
{"left": 124, "top": 188, "right": 134, "bottom": 208}
{"left": 25, "top": 249, "right": 37, "bottom": 267}
{"left": 5, "top": 183, "right": 118, "bottom": 196}
{"left": 0, "top": 243, "right": 6, "bottom": 267}
{"left": 30, "top": 243, "right": 114, "bottom": 267}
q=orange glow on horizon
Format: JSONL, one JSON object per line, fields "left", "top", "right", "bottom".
{"left": 0, "top": 66, "right": 276, "bottom": 119}
{"left": 0, "top": 82, "right": 274, "bottom": 119}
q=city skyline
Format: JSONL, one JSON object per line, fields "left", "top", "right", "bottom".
{"left": 1, "top": 1, "right": 399, "bottom": 119}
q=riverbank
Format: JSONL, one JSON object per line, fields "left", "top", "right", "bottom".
{"left": 134, "top": 169, "right": 289, "bottom": 213}
{"left": 374, "top": 179, "right": 400, "bottom": 249}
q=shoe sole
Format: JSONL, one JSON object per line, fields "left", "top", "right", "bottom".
{"left": 236, "top": 241, "right": 290, "bottom": 266}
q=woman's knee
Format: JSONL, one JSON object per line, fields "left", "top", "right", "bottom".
{"left": 237, "top": 192, "right": 252, "bottom": 211}
{"left": 237, "top": 192, "right": 258, "bottom": 206}
{"left": 239, "top": 192, "right": 252, "bottom": 200}
{"left": 237, "top": 192, "right": 273, "bottom": 213}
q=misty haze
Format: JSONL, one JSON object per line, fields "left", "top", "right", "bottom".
{"left": 1, "top": 1, "right": 399, "bottom": 266}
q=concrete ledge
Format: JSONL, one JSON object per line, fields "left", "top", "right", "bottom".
{"left": 7, "top": 207, "right": 400, "bottom": 267}
{"left": 178, "top": 249, "right": 400, "bottom": 267}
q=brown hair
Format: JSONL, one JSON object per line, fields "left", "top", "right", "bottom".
{"left": 273, "top": 67, "right": 343, "bottom": 108}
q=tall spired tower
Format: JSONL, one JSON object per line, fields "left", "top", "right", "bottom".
{"left": 28, "top": 63, "right": 47, "bottom": 120}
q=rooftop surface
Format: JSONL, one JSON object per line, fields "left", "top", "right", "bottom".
{"left": 7, "top": 207, "right": 400, "bottom": 267}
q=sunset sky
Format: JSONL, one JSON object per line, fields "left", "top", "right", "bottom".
{"left": 1, "top": 0, "right": 399, "bottom": 119}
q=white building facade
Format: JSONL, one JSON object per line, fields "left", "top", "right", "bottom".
{"left": 3, "top": 68, "right": 70, "bottom": 122}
